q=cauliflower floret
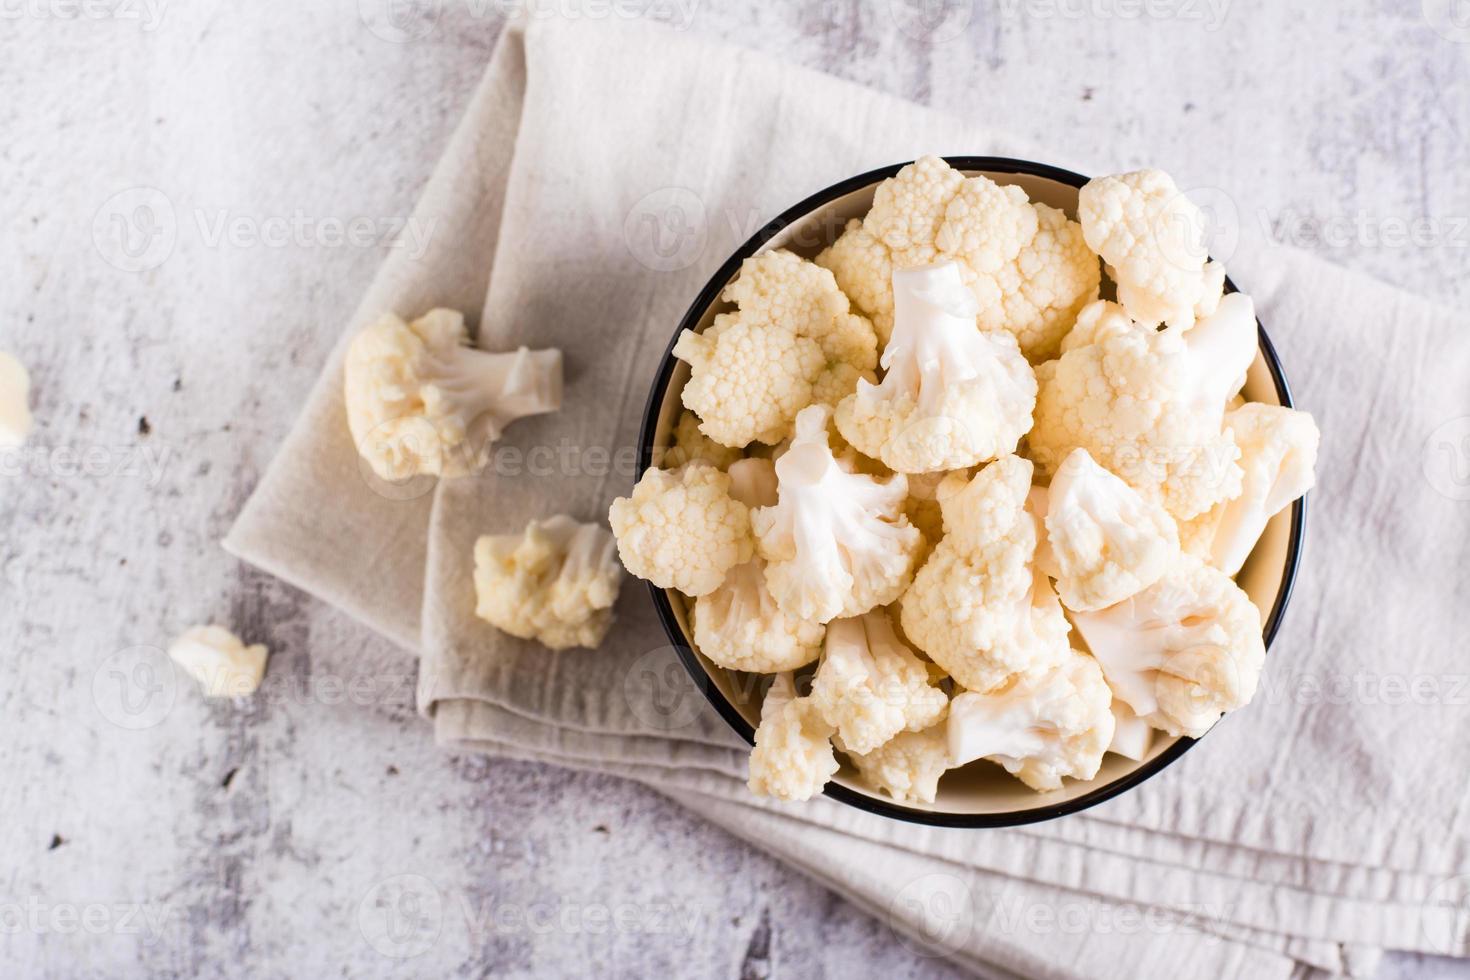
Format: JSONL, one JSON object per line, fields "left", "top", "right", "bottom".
{"left": 1059, "top": 299, "right": 1135, "bottom": 355}
{"left": 1029, "top": 293, "right": 1260, "bottom": 521}
{"left": 1108, "top": 697, "right": 1155, "bottom": 761}
{"left": 673, "top": 250, "right": 878, "bottom": 448}
{"left": 663, "top": 410, "right": 743, "bottom": 469}
{"left": 967, "top": 203, "right": 1101, "bottom": 363}
{"left": 1043, "top": 448, "right": 1180, "bottom": 611}
{"left": 1069, "top": 554, "right": 1266, "bottom": 738}
{"left": 752, "top": 405, "right": 924, "bottom": 623}
{"left": 809, "top": 611, "right": 949, "bottom": 755}
{"left": 0, "top": 351, "right": 33, "bottom": 448}
{"left": 1182, "top": 404, "right": 1320, "bottom": 575}
{"left": 609, "top": 462, "right": 753, "bottom": 597}
{"left": 817, "top": 158, "right": 1097, "bottom": 363}
{"left": 169, "top": 626, "right": 269, "bottom": 698}
{"left": 1077, "top": 169, "right": 1225, "bottom": 329}
{"left": 344, "top": 309, "right": 563, "bottom": 480}
{"left": 845, "top": 726, "right": 950, "bottom": 804}
{"left": 900, "top": 456, "right": 1072, "bottom": 693}
{"left": 473, "top": 515, "right": 624, "bottom": 650}
{"left": 835, "top": 261, "right": 1036, "bottom": 474}
{"left": 747, "top": 672, "right": 839, "bottom": 801}
{"left": 947, "top": 648, "right": 1114, "bottom": 792}
{"left": 691, "top": 459, "right": 825, "bottom": 672}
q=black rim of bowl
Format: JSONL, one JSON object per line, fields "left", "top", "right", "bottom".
{"left": 636, "top": 155, "right": 1307, "bottom": 828}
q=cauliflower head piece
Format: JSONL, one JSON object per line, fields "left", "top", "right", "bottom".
{"left": 344, "top": 309, "right": 562, "bottom": 480}
{"left": 947, "top": 648, "right": 1115, "bottom": 792}
{"left": 845, "top": 726, "right": 950, "bottom": 805}
{"left": 747, "top": 672, "right": 839, "bottom": 801}
{"left": 1182, "top": 403, "right": 1319, "bottom": 576}
{"left": 691, "top": 459, "right": 826, "bottom": 673}
{"left": 1069, "top": 553, "right": 1267, "bottom": 739}
{"left": 809, "top": 611, "right": 949, "bottom": 756}
{"left": 1042, "top": 448, "right": 1180, "bottom": 612}
{"left": 835, "top": 261, "right": 1037, "bottom": 474}
{"left": 609, "top": 462, "right": 753, "bottom": 597}
{"left": 673, "top": 249, "right": 878, "bottom": 448}
{"left": 818, "top": 156, "right": 1098, "bottom": 361}
{"left": 473, "top": 515, "right": 624, "bottom": 651}
{"left": 900, "top": 455, "right": 1072, "bottom": 693}
{"left": 1028, "top": 292, "right": 1260, "bottom": 521}
{"left": 169, "top": 625, "right": 270, "bottom": 698}
{"left": 752, "top": 405, "right": 924, "bottom": 624}
{"left": 1077, "top": 168, "right": 1225, "bottom": 329}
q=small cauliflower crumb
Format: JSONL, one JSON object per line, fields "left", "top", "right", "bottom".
{"left": 0, "top": 351, "right": 34, "bottom": 448}
{"left": 747, "top": 672, "right": 839, "bottom": 801}
{"left": 608, "top": 462, "right": 753, "bottom": 597}
{"left": 474, "top": 515, "right": 624, "bottom": 650}
{"left": 169, "top": 626, "right": 269, "bottom": 698}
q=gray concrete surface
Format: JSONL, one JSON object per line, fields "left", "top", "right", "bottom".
{"left": 1, "top": 1, "right": 1466, "bottom": 976}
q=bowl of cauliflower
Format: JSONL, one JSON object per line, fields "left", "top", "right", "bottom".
{"left": 611, "top": 156, "right": 1318, "bottom": 826}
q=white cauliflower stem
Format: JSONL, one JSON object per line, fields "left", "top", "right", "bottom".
{"left": 747, "top": 672, "right": 839, "bottom": 801}
{"left": 473, "top": 515, "right": 624, "bottom": 650}
{"left": 1029, "top": 293, "right": 1260, "bottom": 520}
{"left": 752, "top": 405, "right": 923, "bottom": 623}
{"left": 1069, "top": 554, "right": 1266, "bottom": 738}
{"left": 947, "top": 649, "right": 1115, "bottom": 792}
{"left": 818, "top": 157, "right": 1098, "bottom": 361}
{"left": 1108, "top": 698, "right": 1155, "bottom": 761}
{"left": 344, "top": 309, "right": 563, "bottom": 480}
{"left": 0, "top": 351, "right": 33, "bottom": 448}
{"left": 835, "top": 261, "right": 1037, "bottom": 473}
{"left": 608, "top": 462, "right": 753, "bottom": 597}
{"left": 900, "top": 455, "right": 1071, "bottom": 693}
{"left": 169, "top": 626, "right": 269, "bottom": 698}
{"left": 810, "top": 611, "right": 948, "bottom": 755}
{"left": 673, "top": 249, "right": 877, "bottom": 448}
{"left": 1077, "top": 169, "right": 1225, "bottom": 329}
{"left": 691, "top": 459, "right": 826, "bottom": 672}
{"left": 1183, "top": 404, "right": 1320, "bottom": 575}
{"left": 1043, "top": 448, "right": 1180, "bottom": 611}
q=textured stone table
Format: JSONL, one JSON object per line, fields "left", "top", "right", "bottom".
{"left": 1, "top": 1, "right": 1465, "bottom": 976}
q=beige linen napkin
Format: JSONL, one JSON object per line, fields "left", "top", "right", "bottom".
{"left": 227, "top": 17, "right": 1469, "bottom": 978}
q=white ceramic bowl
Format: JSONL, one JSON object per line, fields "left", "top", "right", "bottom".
{"left": 636, "top": 157, "right": 1306, "bottom": 826}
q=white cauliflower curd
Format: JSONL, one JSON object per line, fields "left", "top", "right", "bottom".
{"left": 673, "top": 249, "right": 878, "bottom": 448}
{"left": 1069, "top": 554, "right": 1266, "bottom": 738}
{"left": 1028, "top": 292, "right": 1260, "bottom": 521}
{"left": 818, "top": 156, "right": 1098, "bottom": 361}
{"left": 752, "top": 405, "right": 923, "bottom": 623}
{"left": 844, "top": 726, "right": 950, "bottom": 805}
{"left": 344, "top": 308, "right": 562, "bottom": 480}
{"left": 1042, "top": 448, "right": 1180, "bottom": 611}
{"left": 809, "top": 611, "right": 948, "bottom": 755}
{"left": 1182, "top": 404, "right": 1320, "bottom": 575}
{"left": 900, "top": 456, "right": 1071, "bottom": 693}
{"left": 835, "top": 261, "right": 1036, "bottom": 474}
{"left": 690, "top": 459, "right": 826, "bottom": 673}
{"left": 608, "top": 462, "right": 753, "bottom": 597}
{"left": 473, "top": 516, "right": 624, "bottom": 650}
{"left": 947, "top": 648, "right": 1114, "bottom": 792}
{"left": 1077, "top": 168, "right": 1225, "bottom": 329}
{"left": 747, "top": 672, "right": 839, "bottom": 801}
